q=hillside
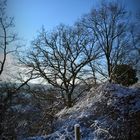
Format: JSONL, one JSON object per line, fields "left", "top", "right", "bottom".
{"left": 25, "top": 83, "right": 140, "bottom": 140}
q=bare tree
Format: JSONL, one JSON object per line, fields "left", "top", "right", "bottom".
{"left": 130, "top": 23, "right": 140, "bottom": 79}
{"left": 22, "top": 25, "right": 101, "bottom": 107}
{"left": 0, "top": 0, "right": 18, "bottom": 76}
{"left": 80, "top": 2, "right": 133, "bottom": 81}
{"left": 0, "top": 1, "right": 44, "bottom": 138}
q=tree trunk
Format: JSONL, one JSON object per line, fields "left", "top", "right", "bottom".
{"left": 106, "top": 56, "right": 112, "bottom": 82}
{"left": 67, "top": 93, "right": 72, "bottom": 108}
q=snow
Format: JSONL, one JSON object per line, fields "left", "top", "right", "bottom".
{"left": 24, "top": 82, "right": 140, "bottom": 140}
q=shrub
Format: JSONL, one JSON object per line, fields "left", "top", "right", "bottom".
{"left": 112, "top": 64, "right": 138, "bottom": 86}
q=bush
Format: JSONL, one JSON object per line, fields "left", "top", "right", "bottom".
{"left": 112, "top": 64, "right": 138, "bottom": 86}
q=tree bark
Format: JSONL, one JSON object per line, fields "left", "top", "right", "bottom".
{"left": 106, "top": 55, "right": 112, "bottom": 82}
{"left": 67, "top": 93, "right": 72, "bottom": 108}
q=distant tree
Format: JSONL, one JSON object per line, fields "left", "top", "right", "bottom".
{"left": 80, "top": 1, "right": 133, "bottom": 81}
{"left": 111, "top": 64, "right": 138, "bottom": 86}
{"left": 22, "top": 25, "right": 101, "bottom": 107}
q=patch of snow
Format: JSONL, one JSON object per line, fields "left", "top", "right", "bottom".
{"left": 24, "top": 83, "right": 140, "bottom": 140}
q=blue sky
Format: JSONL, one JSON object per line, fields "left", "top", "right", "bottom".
{"left": 7, "top": 0, "right": 98, "bottom": 42}
{"left": 6, "top": 0, "right": 140, "bottom": 43}
{"left": 2, "top": 0, "right": 139, "bottom": 82}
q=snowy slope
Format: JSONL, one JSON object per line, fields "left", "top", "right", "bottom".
{"left": 25, "top": 83, "right": 140, "bottom": 140}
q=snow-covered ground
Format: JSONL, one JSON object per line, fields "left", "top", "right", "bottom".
{"left": 24, "top": 82, "right": 140, "bottom": 140}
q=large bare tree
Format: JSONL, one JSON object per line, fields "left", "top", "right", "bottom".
{"left": 130, "top": 23, "right": 140, "bottom": 79}
{"left": 22, "top": 25, "right": 101, "bottom": 107}
{"left": 80, "top": 2, "right": 133, "bottom": 81}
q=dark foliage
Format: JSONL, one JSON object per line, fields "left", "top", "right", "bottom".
{"left": 0, "top": 83, "right": 62, "bottom": 140}
{"left": 112, "top": 64, "right": 138, "bottom": 86}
